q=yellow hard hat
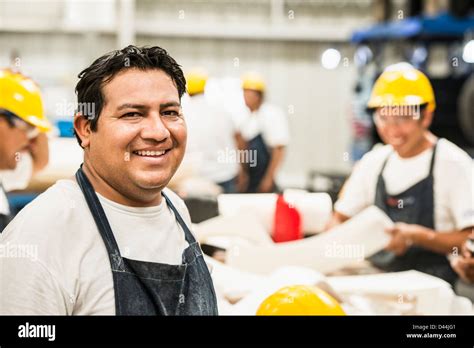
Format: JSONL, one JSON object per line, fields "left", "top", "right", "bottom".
{"left": 367, "top": 63, "right": 436, "bottom": 113}
{"left": 242, "top": 72, "right": 266, "bottom": 93}
{"left": 0, "top": 69, "right": 51, "bottom": 132}
{"left": 256, "top": 285, "right": 346, "bottom": 316}
{"left": 185, "top": 68, "right": 208, "bottom": 96}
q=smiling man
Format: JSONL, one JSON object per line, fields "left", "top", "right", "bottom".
{"left": 327, "top": 63, "right": 473, "bottom": 286}
{"left": 0, "top": 46, "right": 218, "bottom": 315}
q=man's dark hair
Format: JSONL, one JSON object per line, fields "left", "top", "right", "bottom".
{"left": 74, "top": 45, "right": 186, "bottom": 147}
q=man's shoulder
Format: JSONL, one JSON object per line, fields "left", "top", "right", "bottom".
{"left": 1, "top": 179, "right": 86, "bottom": 239}
{"left": 436, "top": 138, "right": 473, "bottom": 166}
{"left": 356, "top": 143, "right": 393, "bottom": 169}
{"left": 26, "top": 179, "right": 82, "bottom": 214}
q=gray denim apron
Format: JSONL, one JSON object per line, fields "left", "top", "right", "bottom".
{"left": 75, "top": 167, "right": 218, "bottom": 315}
{"left": 368, "top": 141, "right": 458, "bottom": 285}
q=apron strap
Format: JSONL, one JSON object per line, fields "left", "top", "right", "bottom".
{"left": 0, "top": 182, "right": 11, "bottom": 212}
{"left": 75, "top": 166, "right": 123, "bottom": 265}
{"left": 428, "top": 140, "right": 439, "bottom": 175}
{"left": 162, "top": 192, "right": 197, "bottom": 245}
{"left": 379, "top": 152, "right": 391, "bottom": 176}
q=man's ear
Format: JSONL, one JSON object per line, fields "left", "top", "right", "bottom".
{"left": 421, "top": 109, "right": 434, "bottom": 129}
{"left": 74, "top": 113, "right": 91, "bottom": 148}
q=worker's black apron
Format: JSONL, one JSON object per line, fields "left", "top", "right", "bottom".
{"left": 246, "top": 133, "right": 275, "bottom": 193}
{"left": 0, "top": 184, "right": 12, "bottom": 233}
{"left": 368, "top": 142, "right": 458, "bottom": 286}
{"left": 75, "top": 167, "right": 218, "bottom": 315}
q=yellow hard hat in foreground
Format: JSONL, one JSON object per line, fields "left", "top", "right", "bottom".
{"left": 0, "top": 69, "right": 51, "bottom": 132}
{"left": 367, "top": 62, "right": 436, "bottom": 113}
{"left": 256, "top": 285, "right": 346, "bottom": 316}
{"left": 242, "top": 72, "right": 266, "bottom": 93}
{"left": 185, "top": 68, "right": 208, "bottom": 96}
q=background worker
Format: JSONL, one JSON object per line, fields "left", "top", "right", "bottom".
{"left": 327, "top": 63, "right": 473, "bottom": 286}
{"left": 182, "top": 69, "right": 241, "bottom": 193}
{"left": 0, "top": 69, "right": 50, "bottom": 231}
{"left": 238, "top": 73, "right": 289, "bottom": 193}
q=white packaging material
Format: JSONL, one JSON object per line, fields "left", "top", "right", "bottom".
{"left": 226, "top": 206, "right": 393, "bottom": 274}
{"left": 327, "top": 270, "right": 458, "bottom": 315}
{"left": 217, "top": 190, "right": 332, "bottom": 234}
{"left": 194, "top": 212, "right": 273, "bottom": 247}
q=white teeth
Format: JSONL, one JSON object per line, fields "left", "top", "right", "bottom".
{"left": 134, "top": 150, "right": 166, "bottom": 157}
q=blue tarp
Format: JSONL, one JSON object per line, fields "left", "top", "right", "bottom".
{"left": 351, "top": 12, "right": 474, "bottom": 43}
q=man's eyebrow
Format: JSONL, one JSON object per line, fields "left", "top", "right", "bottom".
{"left": 117, "top": 103, "right": 148, "bottom": 111}
{"left": 160, "top": 101, "right": 181, "bottom": 108}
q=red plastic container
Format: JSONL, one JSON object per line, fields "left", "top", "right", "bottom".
{"left": 272, "top": 194, "right": 302, "bottom": 243}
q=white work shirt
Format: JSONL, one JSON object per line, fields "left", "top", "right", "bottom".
{"left": 238, "top": 103, "right": 290, "bottom": 147}
{"left": 183, "top": 94, "right": 239, "bottom": 183}
{"left": 0, "top": 179, "right": 192, "bottom": 315}
{"left": 335, "top": 138, "right": 474, "bottom": 232}
{"left": 0, "top": 153, "right": 33, "bottom": 216}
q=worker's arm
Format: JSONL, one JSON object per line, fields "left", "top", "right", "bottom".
{"left": 386, "top": 223, "right": 472, "bottom": 255}
{"left": 28, "top": 132, "right": 49, "bottom": 175}
{"left": 258, "top": 145, "right": 285, "bottom": 193}
{"left": 325, "top": 211, "right": 351, "bottom": 230}
{"left": 451, "top": 238, "right": 474, "bottom": 283}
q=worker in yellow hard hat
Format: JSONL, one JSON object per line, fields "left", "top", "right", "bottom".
{"left": 256, "top": 285, "right": 345, "bottom": 316}
{"left": 238, "top": 72, "right": 290, "bottom": 193}
{"left": 0, "top": 69, "right": 51, "bottom": 231}
{"left": 182, "top": 68, "right": 242, "bottom": 193}
{"left": 326, "top": 63, "right": 473, "bottom": 286}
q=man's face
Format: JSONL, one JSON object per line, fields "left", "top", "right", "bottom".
{"left": 374, "top": 106, "right": 431, "bottom": 156}
{"left": 243, "top": 89, "right": 263, "bottom": 112}
{"left": 85, "top": 68, "right": 186, "bottom": 197}
{"left": 0, "top": 117, "right": 30, "bottom": 170}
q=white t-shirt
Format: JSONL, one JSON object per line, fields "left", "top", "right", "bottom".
{"left": 183, "top": 94, "right": 239, "bottom": 183}
{"left": 0, "top": 179, "right": 193, "bottom": 315}
{"left": 335, "top": 138, "right": 474, "bottom": 232}
{"left": 0, "top": 153, "right": 33, "bottom": 216}
{"left": 238, "top": 103, "right": 290, "bottom": 147}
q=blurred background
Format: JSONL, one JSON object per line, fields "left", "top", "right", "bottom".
{"left": 1, "top": 0, "right": 473, "bottom": 210}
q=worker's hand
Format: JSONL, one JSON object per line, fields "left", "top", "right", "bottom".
{"left": 451, "top": 255, "right": 474, "bottom": 283}
{"left": 451, "top": 241, "right": 474, "bottom": 283}
{"left": 385, "top": 229, "right": 411, "bottom": 256}
{"left": 257, "top": 175, "right": 274, "bottom": 193}
{"left": 384, "top": 222, "right": 422, "bottom": 255}
{"left": 27, "top": 132, "right": 49, "bottom": 174}
{"left": 236, "top": 169, "right": 249, "bottom": 193}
